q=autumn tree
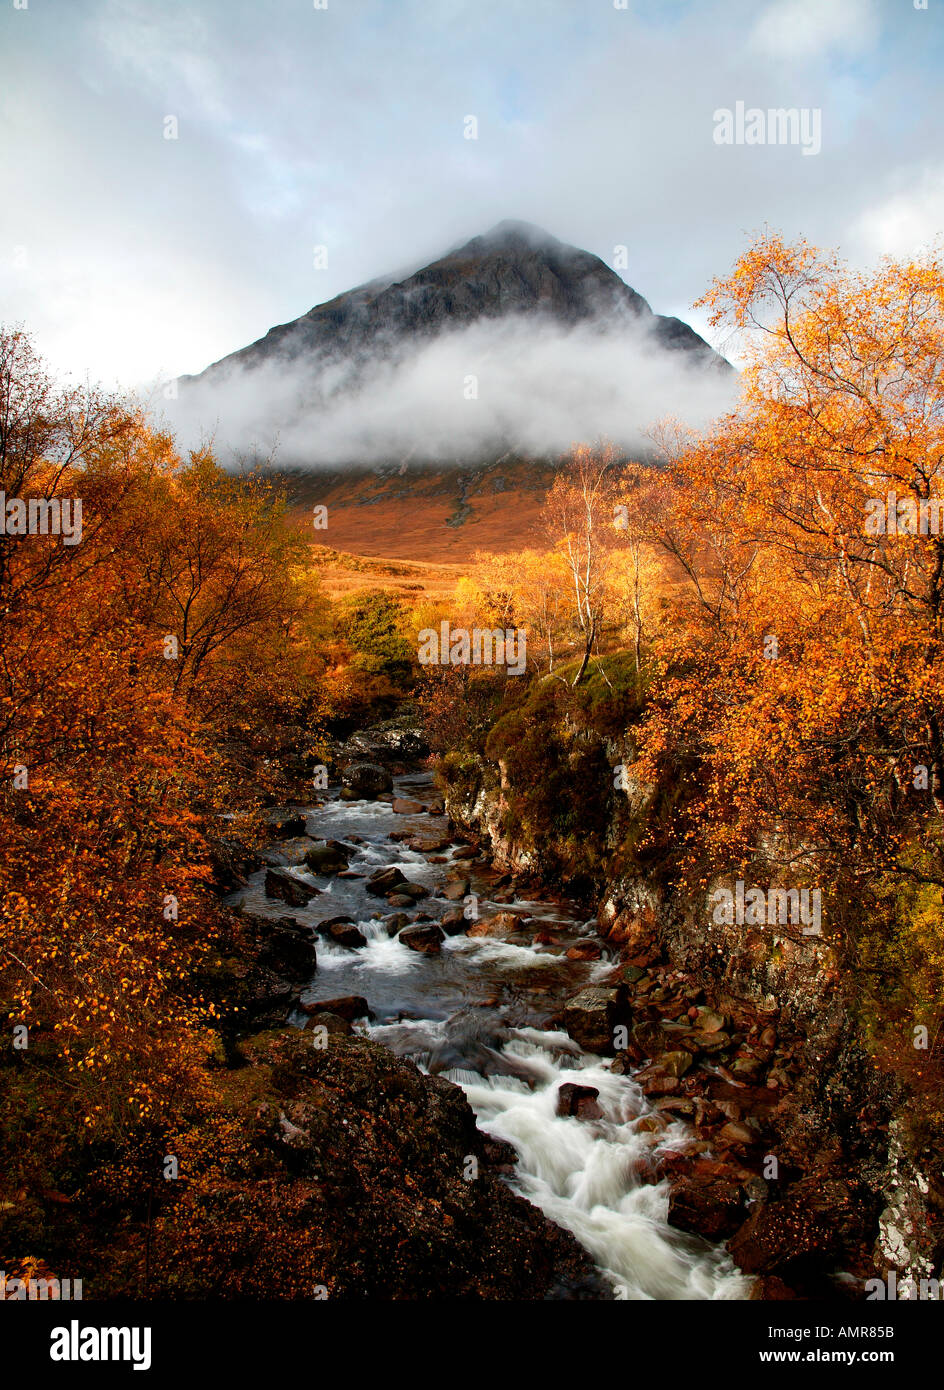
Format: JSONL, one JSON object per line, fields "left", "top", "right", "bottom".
{"left": 629, "top": 234, "right": 944, "bottom": 932}
{"left": 543, "top": 444, "right": 625, "bottom": 685}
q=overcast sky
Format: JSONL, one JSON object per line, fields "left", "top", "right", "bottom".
{"left": 1, "top": 0, "right": 941, "bottom": 392}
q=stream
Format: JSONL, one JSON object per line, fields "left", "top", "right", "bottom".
{"left": 230, "top": 770, "right": 750, "bottom": 1301}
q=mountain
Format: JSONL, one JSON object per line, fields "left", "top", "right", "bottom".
{"left": 173, "top": 223, "right": 736, "bottom": 556}
{"left": 183, "top": 220, "right": 728, "bottom": 390}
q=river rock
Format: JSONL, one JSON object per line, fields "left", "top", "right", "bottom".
{"left": 555, "top": 1083, "right": 604, "bottom": 1121}
{"left": 393, "top": 797, "right": 426, "bottom": 814}
{"left": 440, "top": 907, "right": 468, "bottom": 935}
{"left": 718, "top": 1120, "right": 756, "bottom": 1146}
{"left": 324, "top": 921, "right": 368, "bottom": 949}
{"left": 668, "top": 1177, "right": 746, "bottom": 1240}
{"left": 366, "top": 866, "right": 406, "bottom": 896}
{"left": 655, "top": 1049, "right": 695, "bottom": 1078}
{"left": 560, "top": 985, "right": 631, "bottom": 1054}
{"left": 399, "top": 924, "right": 445, "bottom": 954}
{"left": 566, "top": 939, "right": 602, "bottom": 961}
{"left": 303, "top": 1011, "right": 353, "bottom": 1036}
{"left": 610, "top": 1042, "right": 646, "bottom": 1072}
{"left": 728, "top": 1198, "right": 832, "bottom": 1275}
{"left": 300, "top": 994, "right": 370, "bottom": 1021}
{"left": 399, "top": 882, "right": 428, "bottom": 899}
{"left": 635, "top": 1113, "right": 668, "bottom": 1134}
{"left": 690, "top": 1029, "right": 731, "bottom": 1053}
{"left": 264, "top": 868, "right": 320, "bottom": 907}
{"left": 340, "top": 763, "right": 393, "bottom": 800}
{"left": 386, "top": 894, "right": 413, "bottom": 907}
{"left": 466, "top": 911, "right": 519, "bottom": 938}
{"left": 304, "top": 843, "right": 349, "bottom": 874}
{"left": 693, "top": 1007, "right": 727, "bottom": 1034}
{"left": 635, "top": 1066, "right": 679, "bottom": 1097}
{"left": 384, "top": 912, "right": 412, "bottom": 934}
{"left": 441, "top": 879, "right": 470, "bottom": 900}
{"left": 247, "top": 916, "right": 317, "bottom": 981}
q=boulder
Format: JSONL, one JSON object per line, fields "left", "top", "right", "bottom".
{"left": 264, "top": 868, "right": 320, "bottom": 907}
{"left": 304, "top": 843, "right": 349, "bottom": 874}
{"left": 561, "top": 985, "right": 631, "bottom": 1055}
{"left": 668, "top": 1178, "right": 746, "bottom": 1240}
{"left": 383, "top": 912, "right": 412, "bottom": 935}
{"left": 324, "top": 921, "right": 368, "bottom": 949}
{"left": 386, "top": 894, "right": 414, "bottom": 908}
{"left": 409, "top": 836, "right": 451, "bottom": 853}
{"left": 366, "top": 866, "right": 407, "bottom": 896}
{"left": 654, "top": 1049, "right": 695, "bottom": 1079}
{"left": 466, "top": 911, "right": 519, "bottom": 939}
{"left": 566, "top": 939, "right": 603, "bottom": 961}
{"left": 340, "top": 763, "right": 393, "bottom": 800}
{"left": 249, "top": 916, "right": 317, "bottom": 981}
{"left": 236, "top": 1029, "right": 612, "bottom": 1300}
{"left": 300, "top": 994, "right": 370, "bottom": 1021}
{"left": 303, "top": 1011, "right": 352, "bottom": 1037}
{"left": 399, "top": 882, "right": 429, "bottom": 899}
{"left": 392, "top": 798, "right": 426, "bottom": 814}
{"left": 728, "top": 1199, "right": 833, "bottom": 1275}
{"left": 440, "top": 907, "right": 468, "bottom": 935}
{"left": 555, "top": 1083, "right": 604, "bottom": 1121}
{"left": 399, "top": 924, "right": 445, "bottom": 954}
{"left": 340, "top": 725, "right": 429, "bottom": 765}
{"left": 441, "top": 879, "right": 470, "bottom": 901}
{"left": 315, "top": 914, "right": 357, "bottom": 933}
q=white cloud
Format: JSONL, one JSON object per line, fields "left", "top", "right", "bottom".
{"left": 749, "top": 0, "right": 879, "bottom": 60}
{"left": 852, "top": 167, "right": 944, "bottom": 260}
{"left": 164, "top": 314, "right": 739, "bottom": 468}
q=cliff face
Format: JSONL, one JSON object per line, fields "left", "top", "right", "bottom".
{"left": 438, "top": 723, "right": 941, "bottom": 1296}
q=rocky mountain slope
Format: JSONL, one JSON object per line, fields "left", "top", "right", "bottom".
{"left": 184, "top": 220, "right": 729, "bottom": 389}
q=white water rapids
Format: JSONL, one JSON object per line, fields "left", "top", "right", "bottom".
{"left": 231, "top": 773, "right": 750, "bottom": 1301}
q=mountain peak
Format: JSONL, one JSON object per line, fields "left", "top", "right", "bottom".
{"left": 177, "top": 222, "right": 733, "bottom": 467}
{"left": 460, "top": 219, "right": 562, "bottom": 250}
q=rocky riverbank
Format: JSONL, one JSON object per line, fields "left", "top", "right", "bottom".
{"left": 201, "top": 712, "right": 612, "bottom": 1300}
{"left": 205, "top": 707, "right": 941, "bottom": 1301}
{"left": 439, "top": 735, "right": 943, "bottom": 1301}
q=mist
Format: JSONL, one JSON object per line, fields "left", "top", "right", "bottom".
{"left": 164, "top": 314, "right": 739, "bottom": 469}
